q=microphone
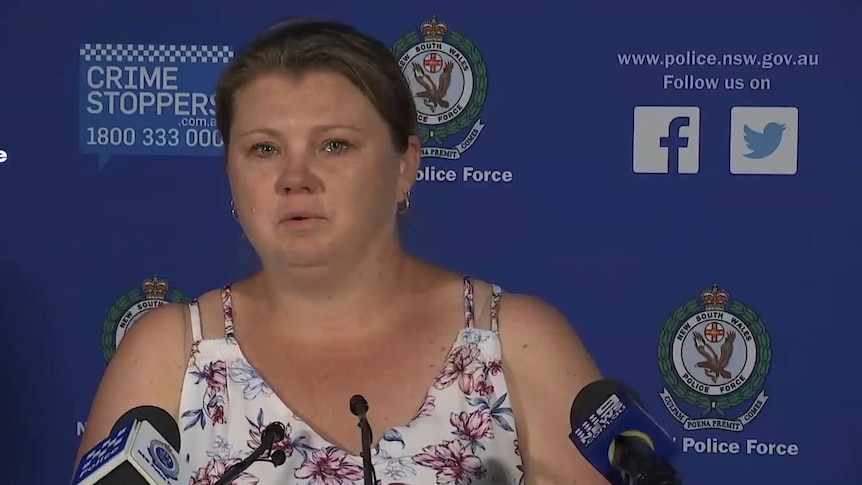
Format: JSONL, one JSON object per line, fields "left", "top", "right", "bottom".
{"left": 569, "top": 379, "right": 681, "bottom": 485}
{"left": 213, "top": 422, "right": 287, "bottom": 485}
{"left": 349, "top": 394, "right": 377, "bottom": 485}
{"left": 110, "top": 406, "right": 181, "bottom": 449}
{"left": 71, "top": 405, "right": 187, "bottom": 484}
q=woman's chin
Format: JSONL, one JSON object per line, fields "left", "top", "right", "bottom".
{"left": 271, "top": 242, "right": 333, "bottom": 269}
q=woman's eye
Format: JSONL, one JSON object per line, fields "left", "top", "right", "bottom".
{"left": 250, "top": 143, "right": 277, "bottom": 158}
{"left": 324, "top": 140, "right": 350, "bottom": 153}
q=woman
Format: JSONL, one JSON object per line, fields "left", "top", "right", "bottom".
{"left": 75, "top": 18, "right": 608, "bottom": 485}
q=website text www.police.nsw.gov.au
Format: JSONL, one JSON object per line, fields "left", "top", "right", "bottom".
{"left": 617, "top": 51, "right": 819, "bottom": 91}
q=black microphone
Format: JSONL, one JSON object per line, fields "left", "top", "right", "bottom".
{"left": 569, "top": 379, "right": 681, "bottom": 485}
{"left": 214, "top": 422, "right": 287, "bottom": 485}
{"left": 111, "top": 406, "right": 181, "bottom": 450}
{"left": 349, "top": 394, "right": 377, "bottom": 485}
{"left": 71, "top": 405, "right": 185, "bottom": 484}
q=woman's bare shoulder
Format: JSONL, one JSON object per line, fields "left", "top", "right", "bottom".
{"left": 192, "top": 285, "right": 234, "bottom": 339}
{"left": 73, "top": 284, "right": 233, "bottom": 468}
{"left": 74, "top": 301, "right": 190, "bottom": 469}
{"left": 131, "top": 285, "right": 225, "bottom": 342}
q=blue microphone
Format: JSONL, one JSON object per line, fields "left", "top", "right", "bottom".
{"left": 71, "top": 405, "right": 188, "bottom": 484}
{"left": 569, "top": 379, "right": 681, "bottom": 485}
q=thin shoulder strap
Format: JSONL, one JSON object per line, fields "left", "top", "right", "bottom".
{"left": 188, "top": 300, "right": 203, "bottom": 342}
{"left": 463, "top": 276, "right": 475, "bottom": 328}
{"left": 489, "top": 284, "right": 503, "bottom": 333}
{"left": 221, "top": 284, "right": 236, "bottom": 338}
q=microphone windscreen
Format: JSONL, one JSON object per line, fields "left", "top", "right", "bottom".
{"left": 110, "top": 405, "right": 181, "bottom": 450}
{"left": 568, "top": 378, "right": 678, "bottom": 485}
{"left": 571, "top": 379, "right": 650, "bottom": 428}
{"left": 349, "top": 395, "right": 369, "bottom": 416}
{"left": 570, "top": 379, "right": 622, "bottom": 427}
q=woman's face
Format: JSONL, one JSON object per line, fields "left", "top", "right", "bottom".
{"left": 226, "top": 70, "right": 419, "bottom": 269}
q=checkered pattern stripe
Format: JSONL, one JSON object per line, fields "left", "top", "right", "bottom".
{"left": 79, "top": 44, "right": 234, "bottom": 63}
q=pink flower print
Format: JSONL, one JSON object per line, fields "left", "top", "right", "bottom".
{"left": 450, "top": 410, "right": 493, "bottom": 452}
{"left": 211, "top": 405, "right": 226, "bottom": 425}
{"left": 191, "top": 458, "right": 258, "bottom": 485}
{"left": 294, "top": 446, "right": 364, "bottom": 485}
{"left": 189, "top": 341, "right": 201, "bottom": 365}
{"left": 463, "top": 279, "right": 475, "bottom": 328}
{"left": 183, "top": 361, "right": 230, "bottom": 431}
{"left": 221, "top": 289, "right": 233, "bottom": 316}
{"left": 221, "top": 288, "right": 236, "bottom": 337}
{"left": 412, "top": 394, "right": 437, "bottom": 422}
{"left": 413, "top": 440, "right": 486, "bottom": 485}
{"left": 223, "top": 304, "right": 233, "bottom": 322}
{"left": 451, "top": 410, "right": 493, "bottom": 441}
{"left": 476, "top": 382, "right": 495, "bottom": 396}
{"left": 203, "top": 361, "right": 228, "bottom": 394}
{"left": 487, "top": 360, "right": 503, "bottom": 376}
{"left": 434, "top": 346, "right": 484, "bottom": 394}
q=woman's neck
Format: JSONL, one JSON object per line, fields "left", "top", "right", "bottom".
{"left": 253, "top": 237, "right": 417, "bottom": 331}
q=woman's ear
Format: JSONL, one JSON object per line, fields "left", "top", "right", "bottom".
{"left": 397, "top": 134, "right": 422, "bottom": 195}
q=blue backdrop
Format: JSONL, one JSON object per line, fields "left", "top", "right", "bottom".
{"left": 1, "top": 0, "right": 859, "bottom": 483}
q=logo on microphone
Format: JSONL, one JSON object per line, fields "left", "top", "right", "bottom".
{"left": 657, "top": 284, "right": 772, "bottom": 432}
{"left": 101, "top": 274, "right": 189, "bottom": 362}
{"left": 148, "top": 439, "right": 180, "bottom": 480}
{"left": 74, "top": 420, "right": 134, "bottom": 482}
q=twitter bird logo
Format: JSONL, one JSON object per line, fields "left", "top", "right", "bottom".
{"left": 730, "top": 106, "right": 798, "bottom": 175}
{"left": 743, "top": 122, "right": 785, "bottom": 159}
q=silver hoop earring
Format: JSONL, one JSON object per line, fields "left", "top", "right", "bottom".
{"left": 397, "top": 191, "right": 411, "bottom": 215}
{"left": 230, "top": 199, "right": 238, "bottom": 219}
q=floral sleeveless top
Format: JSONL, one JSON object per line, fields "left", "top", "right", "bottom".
{"left": 178, "top": 277, "right": 524, "bottom": 485}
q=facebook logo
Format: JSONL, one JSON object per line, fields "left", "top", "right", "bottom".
{"left": 633, "top": 106, "right": 701, "bottom": 173}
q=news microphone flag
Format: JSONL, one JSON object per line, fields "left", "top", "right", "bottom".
{"left": 72, "top": 418, "right": 186, "bottom": 484}
{"left": 569, "top": 382, "right": 677, "bottom": 485}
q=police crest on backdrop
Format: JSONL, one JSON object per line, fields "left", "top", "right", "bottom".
{"left": 102, "top": 275, "right": 189, "bottom": 361}
{"left": 657, "top": 284, "right": 772, "bottom": 432}
{"left": 392, "top": 15, "right": 488, "bottom": 160}
{"left": 391, "top": 16, "right": 512, "bottom": 185}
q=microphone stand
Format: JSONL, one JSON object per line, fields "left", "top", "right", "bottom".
{"left": 349, "top": 395, "right": 377, "bottom": 485}
{"left": 214, "top": 422, "right": 287, "bottom": 485}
